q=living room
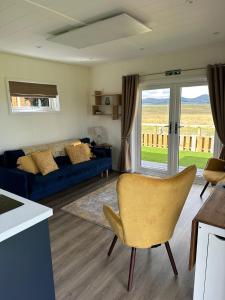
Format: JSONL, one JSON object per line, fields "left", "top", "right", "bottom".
{"left": 0, "top": 0, "right": 225, "bottom": 299}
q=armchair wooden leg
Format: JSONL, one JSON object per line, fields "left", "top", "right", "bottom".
{"left": 106, "top": 169, "right": 109, "bottom": 178}
{"left": 200, "top": 181, "right": 209, "bottom": 197}
{"left": 165, "top": 242, "right": 178, "bottom": 276}
{"left": 127, "top": 248, "right": 136, "bottom": 291}
{"left": 107, "top": 235, "right": 118, "bottom": 256}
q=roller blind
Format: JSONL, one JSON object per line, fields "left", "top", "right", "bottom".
{"left": 9, "top": 81, "right": 58, "bottom": 98}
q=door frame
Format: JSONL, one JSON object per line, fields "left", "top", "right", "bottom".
{"left": 132, "top": 75, "right": 220, "bottom": 176}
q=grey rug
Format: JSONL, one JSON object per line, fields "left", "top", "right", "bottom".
{"left": 62, "top": 180, "right": 118, "bottom": 229}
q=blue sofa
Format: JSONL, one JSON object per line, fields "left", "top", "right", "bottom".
{"left": 0, "top": 138, "right": 112, "bottom": 201}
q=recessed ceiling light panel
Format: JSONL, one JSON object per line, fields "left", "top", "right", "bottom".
{"left": 49, "top": 13, "right": 152, "bottom": 49}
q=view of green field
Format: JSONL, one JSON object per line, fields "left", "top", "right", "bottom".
{"left": 142, "top": 146, "right": 211, "bottom": 169}
{"left": 141, "top": 100, "right": 214, "bottom": 169}
{"left": 141, "top": 104, "right": 214, "bottom": 136}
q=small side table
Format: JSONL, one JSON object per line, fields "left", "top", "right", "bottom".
{"left": 94, "top": 143, "right": 112, "bottom": 149}
{"left": 91, "top": 144, "right": 112, "bottom": 178}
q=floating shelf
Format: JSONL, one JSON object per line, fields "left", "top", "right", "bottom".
{"left": 92, "top": 91, "right": 122, "bottom": 120}
{"left": 92, "top": 93, "right": 121, "bottom": 97}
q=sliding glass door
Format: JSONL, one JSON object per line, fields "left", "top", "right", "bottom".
{"left": 138, "top": 81, "right": 215, "bottom": 175}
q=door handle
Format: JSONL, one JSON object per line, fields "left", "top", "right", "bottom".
{"left": 175, "top": 122, "right": 178, "bottom": 134}
{"left": 175, "top": 122, "right": 184, "bottom": 134}
{"left": 164, "top": 122, "right": 172, "bottom": 134}
{"left": 215, "top": 235, "right": 225, "bottom": 241}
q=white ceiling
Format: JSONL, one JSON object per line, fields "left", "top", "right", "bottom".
{"left": 0, "top": 0, "right": 225, "bottom": 65}
{"left": 49, "top": 14, "right": 151, "bottom": 49}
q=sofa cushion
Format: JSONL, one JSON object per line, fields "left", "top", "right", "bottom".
{"left": 32, "top": 150, "right": 59, "bottom": 175}
{"left": 80, "top": 138, "right": 90, "bottom": 144}
{"left": 17, "top": 155, "right": 39, "bottom": 174}
{"left": 66, "top": 144, "right": 91, "bottom": 164}
{"left": 32, "top": 157, "right": 111, "bottom": 188}
{"left": 203, "top": 170, "right": 225, "bottom": 184}
{"left": 58, "top": 157, "right": 111, "bottom": 179}
{"left": 30, "top": 157, "right": 112, "bottom": 198}
{"left": 23, "top": 138, "right": 84, "bottom": 157}
{"left": 63, "top": 159, "right": 98, "bottom": 176}
{"left": 32, "top": 168, "right": 64, "bottom": 190}
{"left": 54, "top": 155, "right": 70, "bottom": 167}
{"left": 31, "top": 162, "right": 92, "bottom": 190}
{"left": 4, "top": 150, "right": 25, "bottom": 168}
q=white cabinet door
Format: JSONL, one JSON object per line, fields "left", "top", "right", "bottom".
{"left": 204, "top": 234, "right": 225, "bottom": 300}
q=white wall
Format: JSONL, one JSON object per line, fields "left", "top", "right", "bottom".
{"left": 0, "top": 52, "right": 90, "bottom": 152}
{"left": 90, "top": 41, "right": 225, "bottom": 169}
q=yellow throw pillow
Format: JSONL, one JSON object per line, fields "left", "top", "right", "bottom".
{"left": 65, "top": 143, "right": 91, "bottom": 164}
{"left": 31, "top": 150, "right": 59, "bottom": 176}
{"left": 71, "top": 140, "right": 81, "bottom": 147}
{"left": 17, "top": 155, "right": 39, "bottom": 174}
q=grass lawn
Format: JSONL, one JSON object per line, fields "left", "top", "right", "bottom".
{"left": 141, "top": 146, "right": 211, "bottom": 169}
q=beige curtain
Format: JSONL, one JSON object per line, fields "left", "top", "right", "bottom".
{"left": 119, "top": 74, "right": 139, "bottom": 172}
{"left": 207, "top": 64, "right": 225, "bottom": 159}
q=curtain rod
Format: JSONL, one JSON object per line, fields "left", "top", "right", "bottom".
{"left": 140, "top": 64, "right": 225, "bottom": 77}
{"left": 140, "top": 67, "right": 206, "bottom": 77}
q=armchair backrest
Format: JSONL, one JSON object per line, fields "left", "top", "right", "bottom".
{"left": 117, "top": 165, "right": 196, "bottom": 248}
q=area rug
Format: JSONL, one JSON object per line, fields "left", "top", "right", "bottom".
{"left": 62, "top": 180, "right": 118, "bottom": 229}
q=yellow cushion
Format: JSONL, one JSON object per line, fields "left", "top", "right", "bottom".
{"left": 70, "top": 140, "right": 81, "bottom": 147}
{"left": 31, "top": 150, "right": 58, "bottom": 176}
{"left": 203, "top": 170, "right": 225, "bottom": 184}
{"left": 17, "top": 155, "right": 39, "bottom": 174}
{"left": 65, "top": 143, "right": 91, "bottom": 164}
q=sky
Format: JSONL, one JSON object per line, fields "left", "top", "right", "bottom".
{"left": 142, "top": 85, "right": 209, "bottom": 99}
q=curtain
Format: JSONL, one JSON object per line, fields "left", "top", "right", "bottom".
{"left": 207, "top": 64, "right": 225, "bottom": 159}
{"left": 119, "top": 74, "right": 139, "bottom": 172}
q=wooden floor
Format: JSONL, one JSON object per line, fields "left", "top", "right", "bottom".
{"left": 42, "top": 173, "right": 211, "bottom": 300}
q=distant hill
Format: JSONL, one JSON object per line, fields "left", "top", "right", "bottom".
{"left": 142, "top": 94, "right": 209, "bottom": 105}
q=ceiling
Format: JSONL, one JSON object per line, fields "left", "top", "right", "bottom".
{"left": 0, "top": 0, "right": 225, "bottom": 65}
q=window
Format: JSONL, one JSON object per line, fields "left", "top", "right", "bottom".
{"left": 8, "top": 81, "right": 60, "bottom": 113}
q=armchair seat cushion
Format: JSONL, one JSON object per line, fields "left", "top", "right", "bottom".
{"left": 203, "top": 170, "right": 225, "bottom": 184}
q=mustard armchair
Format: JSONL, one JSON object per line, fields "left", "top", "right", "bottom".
{"left": 103, "top": 165, "right": 196, "bottom": 291}
{"left": 200, "top": 158, "right": 225, "bottom": 197}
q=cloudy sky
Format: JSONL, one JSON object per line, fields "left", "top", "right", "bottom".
{"left": 142, "top": 85, "right": 209, "bottom": 99}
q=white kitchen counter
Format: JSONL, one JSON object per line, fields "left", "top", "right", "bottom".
{"left": 0, "top": 188, "right": 53, "bottom": 243}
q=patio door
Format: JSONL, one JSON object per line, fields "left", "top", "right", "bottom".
{"left": 138, "top": 81, "right": 215, "bottom": 175}
{"left": 140, "top": 86, "right": 176, "bottom": 174}
{"left": 177, "top": 84, "right": 215, "bottom": 175}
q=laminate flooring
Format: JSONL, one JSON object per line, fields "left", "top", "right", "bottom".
{"left": 42, "top": 173, "right": 210, "bottom": 300}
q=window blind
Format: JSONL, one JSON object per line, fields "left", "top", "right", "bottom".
{"left": 9, "top": 81, "right": 58, "bottom": 98}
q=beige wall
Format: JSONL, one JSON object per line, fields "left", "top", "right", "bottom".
{"left": 0, "top": 52, "right": 90, "bottom": 152}
{"left": 90, "top": 41, "right": 225, "bottom": 169}
{"left": 2, "top": 42, "right": 225, "bottom": 170}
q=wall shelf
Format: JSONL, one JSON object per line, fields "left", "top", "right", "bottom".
{"left": 92, "top": 91, "right": 122, "bottom": 120}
